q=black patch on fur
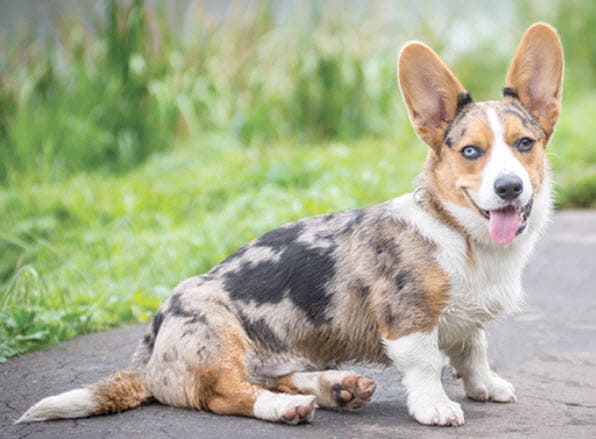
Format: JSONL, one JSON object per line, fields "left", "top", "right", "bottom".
{"left": 223, "top": 229, "right": 336, "bottom": 325}
{"left": 502, "top": 101, "right": 544, "bottom": 138}
{"left": 239, "top": 313, "right": 287, "bottom": 353}
{"left": 184, "top": 313, "right": 207, "bottom": 325}
{"left": 456, "top": 92, "right": 473, "bottom": 114}
{"left": 256, "top": 222, "right": 304, "bottom": 248}
{"left": 197, "top": 274, "right": 213, "bottom": 283}
{"left": 213, "top": 299, "right": 233, "bottom": 314}
{"left": 445, "top": 137, "right": 454, "bottom": 148}
{"left": 396, "top": 271, "right": 410, "bottom": 291}
{"left": 340, "top": 210, "right": 365, "bottom": 235}
{"left": 503, "top": 87, "right": 519, "bottom": 99}
{"left": 374, "top": 238, "right": 402, "bottom": 278}
{"left": 217, "top": 245, "right": 248, "bottom": 267}
{"left": 359, "top": 284, "right": 370, "bottom": 297}
{"left": 169, "top": 293, "right": 210, "bottom": 328}
{"left": 443, "top": 94, "right": 475, "bottom": 145}
{"left": 169, "top": 294, "right": 195, "bottom": 318}
{"left": 181, "top": 330, "right": 193, "bottom": 338}
{"left": 151, "top": 311, "right": 164, "bottom": 339}
{"left": 142, "top": 333, "right": 154, "bottom": 352}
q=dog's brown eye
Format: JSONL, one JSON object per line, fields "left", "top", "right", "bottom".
{"left": 515, "top": 137, "right": 535, "bottom": 153}
{"left": 460, "top": 145, "right": 483, "bottom": 160}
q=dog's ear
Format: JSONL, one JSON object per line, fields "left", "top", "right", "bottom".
{"left": 399, "top": 42, "right": 470, "bottom": 151}
{"left": 505, "top": 23, "right": 564, "bottom": 138}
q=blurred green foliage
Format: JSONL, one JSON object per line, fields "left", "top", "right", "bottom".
{"left": 0, "top": 0, "right": 178, "bottom": 183}
{"left": 0, "top": 0, "right": 595, "bottom": 359}
{"left": 0, "top": 1, "right": 594, "bottom": 184}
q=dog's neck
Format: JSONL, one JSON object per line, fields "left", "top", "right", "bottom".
{"left": 414, "top": 186, "right": 465, "bottom": 235}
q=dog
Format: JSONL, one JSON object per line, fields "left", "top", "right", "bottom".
{"left": 18, "top": 22, "right": 563, "bottom": 427}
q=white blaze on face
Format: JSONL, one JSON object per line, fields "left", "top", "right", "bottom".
{"left": 478, "top": 107, "right": 533, "bottom": 209}
{"left": 478, "top": 107, "right": 533, "bottom": 245}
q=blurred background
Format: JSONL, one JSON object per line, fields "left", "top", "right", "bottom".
{"left": 1, "top": 0, "right": 594, "bottom": 361}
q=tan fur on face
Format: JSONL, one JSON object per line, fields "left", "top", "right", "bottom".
{"left": 426, "top": 106, "right": 494, "bottom": 209}
{"left": 424, "top": 100, "right": 548, "bottom": 215}
{"left": 499, "top": 105, "right": 546, "bottom": 193}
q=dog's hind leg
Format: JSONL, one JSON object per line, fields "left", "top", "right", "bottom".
{"left": 202, "top": 367, "right": 317, "bottom": 424}
{"left": 194, "top": 335, "right": 317, "bottom": 424}
{"left": 147, "top": 316, "right": 317, "bottom": 424}
{"left": 267, "top": 370, "right": 376, "bottom": 411}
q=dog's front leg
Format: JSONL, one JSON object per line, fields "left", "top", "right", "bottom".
{"left": 444, "top": 327, "right": 517, "bottom": 403}
{"left": 384, "top": 328, "right": 464, "bottom": 426}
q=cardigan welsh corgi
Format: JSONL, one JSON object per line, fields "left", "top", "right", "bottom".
{"left": 18, "top": 22, "right": 563, "bottom": 427}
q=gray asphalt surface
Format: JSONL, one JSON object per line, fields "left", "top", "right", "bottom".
{"left": 1, "top": 210, "right": 595, "bottom": 439}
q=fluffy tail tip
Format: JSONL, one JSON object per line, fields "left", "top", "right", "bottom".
{"left": 15, "top": 388, "right": 98, "bottom": 424}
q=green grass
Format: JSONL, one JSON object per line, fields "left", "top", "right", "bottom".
{"left": 550, "top": 93, "right": 596, "bottom": 208}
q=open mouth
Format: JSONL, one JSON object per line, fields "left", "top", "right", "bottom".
{"left": 463, "top": 190, "right": 533, "bottom": 245}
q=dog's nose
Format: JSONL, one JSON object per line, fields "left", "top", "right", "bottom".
{"left": 494, "top": 175, "right": 523, "bottom": 201}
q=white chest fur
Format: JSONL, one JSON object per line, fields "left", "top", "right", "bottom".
{"left": 390, "top": 186, "right": 551, "bottom": 347}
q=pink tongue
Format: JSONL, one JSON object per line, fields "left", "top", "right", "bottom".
{"left": 489, "top": 209, "right": 521, "bottom": 245}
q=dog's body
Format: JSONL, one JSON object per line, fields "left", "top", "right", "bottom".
{"left": 18, "top": 23, "right": 564, "bottom": 426}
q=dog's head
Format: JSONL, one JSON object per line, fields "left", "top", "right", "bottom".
{"left": 398, "top": 23, "right": 564, "bottom": 246}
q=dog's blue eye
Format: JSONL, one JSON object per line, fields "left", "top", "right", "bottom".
{"left": 515, "top": 137, "right": 535, "bottom": 153}
{"left": 461, "top": 145, "right": 483, "bottom": 160}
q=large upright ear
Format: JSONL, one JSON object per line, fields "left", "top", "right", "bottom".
{"left": 505, "top": 23, "right": 564, "bottom": 137}
{"left": 399, "top": 42, "right": 470, "bottom": 151}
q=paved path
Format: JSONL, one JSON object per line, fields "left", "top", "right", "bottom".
{"left": 1, "top": 211, "right": 595, "bottom": 438}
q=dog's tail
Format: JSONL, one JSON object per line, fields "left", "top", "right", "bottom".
{"left": 15, "top": 370, "right": 151, "bottom": 424}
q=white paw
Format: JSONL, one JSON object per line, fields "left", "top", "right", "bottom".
{"left": 465, "top": 373, "right": 517, "bottom": 403}
{"left": 279, "top": 394, "right": 317, "bottom": 424}
{"left": 253, "top": 392, "right": 317, "bottom": 424}
{"left": 408, "top": 396, "right": 465, "bottom": 426}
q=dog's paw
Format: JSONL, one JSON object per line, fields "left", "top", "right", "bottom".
{"left": 331, "top": 373, "right": 377, "bottom": 410}
{"left": 280, "top": 395, "right": 317, "bottom": 424}
{"left": 320, "top": 371, "right": 376, "bottom": 410}
{"left": 464, "top": 373, "right": 517, "bottom": 403}
{"left": 254, "top": 392, "right": 317, "bottom": 424}
{"left": 408, "top": 396, "right": 465, "bottom": 426}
